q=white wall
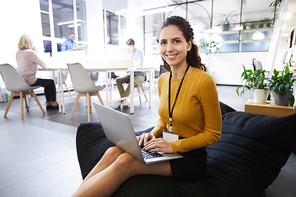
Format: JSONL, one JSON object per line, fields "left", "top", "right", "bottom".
{"left": 0, "top": 0, "right": 43, "bottom": 66}
{"left": 86, "top": 0, "right": 104, "bottom": 61}
{"left": 205, "top": 52, "right": 269, "bottom": 85}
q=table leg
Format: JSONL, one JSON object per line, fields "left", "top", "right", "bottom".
{"left": 105, "top": 71, "right": 109, "bottom": 107}
{"left": 151, "top": 69, "right": 155, "bottom": 92}
{"left": 57, "top": 70, "right": 65, "bottom": 114}
{"left": 149, "top": 69, "right": 152, "bottom": 108}
{"left": 109, "top": 72, "right": 112, "bottom": 99}
{"left": 130, "top": 69, "right": 134, "bottom": 114}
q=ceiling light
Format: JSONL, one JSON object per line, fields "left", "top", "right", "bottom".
{"left": 125, "top": 6, "right": 174, "bottom": 17}
{"left": 234, "top": 25, "right": 243, "bottom": 31}
{"left": 252, "top": 31, "right": 265, "bottom": 40}
{"left": 115, "top": 4, "right": 167, "bottom": 15}
{"left": 68, "top": 23, "right": 81, "bottom": 28}
{"left": 285, "top": 12, "right": 292, "bottom": 20}
{"left": 57, "top": 20, "right": 82, "bottom": 26}
{"left": 204, "top": 26, "right": 222, "bottom": 33}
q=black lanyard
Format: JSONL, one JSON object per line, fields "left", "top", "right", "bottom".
{"left": 168, "top": 65, "right": 190, "bottom": 132}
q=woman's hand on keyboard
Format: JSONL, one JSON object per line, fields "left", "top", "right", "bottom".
{"left": 137, "top": 132, "right": 156, "bottom": 147}
{"left": 143, "top": 138, "right": 173, "bottom": 153}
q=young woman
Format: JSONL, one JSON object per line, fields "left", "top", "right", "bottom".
{"left": 16, "top": 34, "right": 58, "bottom": 110}
{"left": 72, "top": 16, "right": 222, "bottom": 197}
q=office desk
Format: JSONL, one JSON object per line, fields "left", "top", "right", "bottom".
{"left": 86, "top": 67, "right": 154, "bottom": 114}
{"left": 40, "top": 66, "right": 154, "bottom": 114}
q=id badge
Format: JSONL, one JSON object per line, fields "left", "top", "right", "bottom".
{"left": 163, "top": 130, "right": 179, "bottom": 142}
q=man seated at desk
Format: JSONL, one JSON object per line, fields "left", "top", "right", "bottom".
{"left": 61, "top": 31, "right": 77, "bottom": 51}
{"left": 111, "top": 38, "right": 146, "bottom": 109}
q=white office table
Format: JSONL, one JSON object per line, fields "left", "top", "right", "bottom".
{"left": 40, "top": 66, "right": 154, "bottom": 115}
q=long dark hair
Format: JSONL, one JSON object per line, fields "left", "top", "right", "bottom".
{"left": 156, "top": 16, "right": 206, "bottom": 72}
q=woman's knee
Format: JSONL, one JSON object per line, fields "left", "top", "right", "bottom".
{"left": 114, "top": 153, "right": 137, "bottom": 172}
{"left": 49, "top": 79, "right": 55, "bottom": 87}
{"left": 104, "top": 146, "right": 124, "bottom": 157}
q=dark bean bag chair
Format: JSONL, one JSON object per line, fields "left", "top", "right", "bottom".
{"left": 75, "top": 102, "right": 296, "bottom": 197}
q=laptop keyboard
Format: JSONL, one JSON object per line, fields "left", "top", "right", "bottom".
{"left": 141, "top": 148, "right": 164, "bottom": 159}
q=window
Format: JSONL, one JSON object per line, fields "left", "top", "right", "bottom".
{"left": 143, "top": 0, "right": 275, "bottom": 54}
{"left": 103, "top": 9, "right": 126, "bottom": 46}
{"left": 39, "top": 0, "right": 87, "bottom": 55}
{"left": 144, "top": 13, "right": 164, "bottom": 55}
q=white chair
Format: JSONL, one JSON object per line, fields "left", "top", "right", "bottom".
{"left": 252, "top": 58, "right": 263, "bottom": 71}
{"left": 89, "top": 71, "right": 99, "bottom": 84}
{"left": 67, "top": 63, "right": 104, "bottom": 122}
{"left": 134, "top": 81, "right": 148, "bottom": 105}
{"left": 61, "top": 71, "right": 71, "bottom": 94}
{"left": 0, "top": 64, "right": 45, "bottom": 119}
{"left": 122, "top": 77, "right": 148, "bottom": 105}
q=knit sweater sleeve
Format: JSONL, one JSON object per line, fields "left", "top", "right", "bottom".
{"left": 31, "top": 51, "right": 48, "bottom": 68}
{"left": 150, "top": 74, "right": 167, "bottom": 137}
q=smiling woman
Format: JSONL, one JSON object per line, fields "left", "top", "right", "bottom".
{"left": 72, "top": 16, "right": 222, "bottom": 197}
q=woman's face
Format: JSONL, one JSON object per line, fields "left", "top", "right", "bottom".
{"left": 158, "top": 25, "right": 191, "bottom": 68}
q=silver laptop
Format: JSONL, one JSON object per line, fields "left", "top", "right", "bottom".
{"left": 93, "top": 102, "right": 183, "bottom": 164}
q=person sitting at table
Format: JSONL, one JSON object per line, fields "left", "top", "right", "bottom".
{"left": 61, "top": 31, "right": 77, "bottom": 51}
{"left": 16, "top": 33, "right": 58, "bottom": 110}
{"left": 111, "top": 38, "right": 146, "bottom": 109}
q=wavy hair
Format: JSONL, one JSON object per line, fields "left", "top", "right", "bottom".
{"left": 18, "top": 34, "right": 33, "bottom": 49}
{"left": 156, "top": 16, "right": 206, "bottom": 72}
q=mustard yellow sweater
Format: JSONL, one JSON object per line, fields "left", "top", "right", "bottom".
{"left": 151, "top": 68, "right": 222, "bottom": 153}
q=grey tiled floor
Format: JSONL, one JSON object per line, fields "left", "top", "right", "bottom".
{"left": 0, "top": 85, "right": 295, "bottom": 196}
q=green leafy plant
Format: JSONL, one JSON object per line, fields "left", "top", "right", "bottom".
{"left": 269, "top": 0, "right": 282, "bottom": 20}
{"left": 243, "top": 18, "right": 256, "bottom": 30}
{"left": 236, "top": 69, "right": 268, "bottom": 97}
{"left": 268, "top": 64, "right": 296, "bottom": 107}
{"left": 218, "top": 11, "right": 239, "bottom": 25}
{"left": 263, "top": 16, "right": 274, "bottom": 28}
{"left": 199, "top": 38, "right": 220, "bottom": 55}
{"left": 218, "top": 11, "right": 239, "bottom": 31}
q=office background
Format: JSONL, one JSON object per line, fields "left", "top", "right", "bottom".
{"left": 0, "top": 0, "right": 292, "bottom": 86}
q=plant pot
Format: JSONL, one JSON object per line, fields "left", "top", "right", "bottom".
{"left": 253, "top": 89, "right": 269, "bottom": 103}
{"left": 223, "top": 24, "right": 230, "bottom": 31}
{"left": 273, "top": 91, "right": 292, "bottom": 106}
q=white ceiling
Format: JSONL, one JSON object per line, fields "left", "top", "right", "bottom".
{"left": 281, "top": 0, "right": 296, "bottom": 37}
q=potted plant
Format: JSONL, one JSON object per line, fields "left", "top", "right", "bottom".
{"left": 263, "top": 16, "right": 273, "bottom": 28}
{"left": 199, "top": 38, "right": 220, "bottom": 55}
{"left": 236, "top": 69, "right": 269, "bottom": 103}
{"left": 268, "top": 64, "right": 296, "bottom": 107}
{"left": 218, "top": 11, "right": 239, "bottom": 31}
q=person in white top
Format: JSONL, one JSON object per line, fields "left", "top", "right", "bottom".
{"left": 111, "top": 38, "right": 146, "bottom": 109}
{"left": 16, "top": 34, "right": 58, "bottom": 110}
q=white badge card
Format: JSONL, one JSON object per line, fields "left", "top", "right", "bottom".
{"left": 163, "top": 130, "right": 179, "bottom": 142}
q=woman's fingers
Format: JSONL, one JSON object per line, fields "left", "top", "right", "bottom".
{"left": 137, "top": 133, "right": 145, "bottom": 146}
{"left": 144, "top": 138, "right": 173, "bottom": 153}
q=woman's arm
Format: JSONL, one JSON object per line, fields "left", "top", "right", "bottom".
{"left": 150, "top": 74, "right": 167, "bottom": 137}
{"left": 30, "top": 50, "right": 48, "bottom": 68}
